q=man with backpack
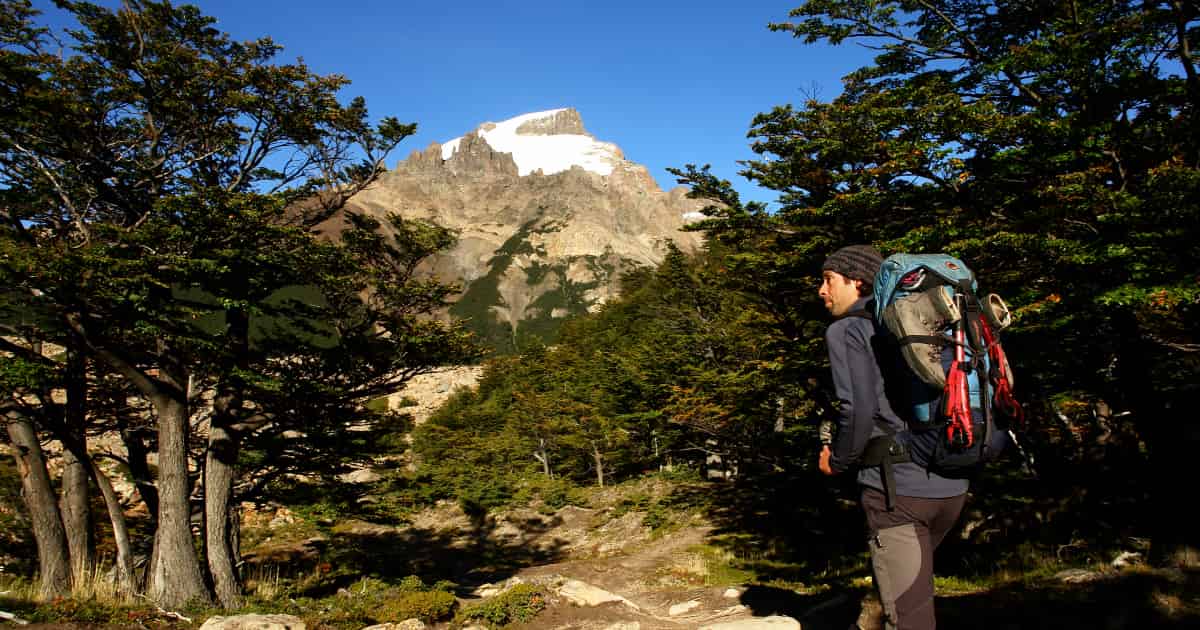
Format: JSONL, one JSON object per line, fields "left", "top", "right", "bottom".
{"left": 817, "top": 244, "right": 969, "bottom": 630}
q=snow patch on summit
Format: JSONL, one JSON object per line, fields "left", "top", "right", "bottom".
{"left": 441, "top": 109, "right": 621, "bottom": 177}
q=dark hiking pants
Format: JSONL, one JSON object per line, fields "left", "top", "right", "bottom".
{"left": 861, "top": 486, "right": 967, "bottom": 630}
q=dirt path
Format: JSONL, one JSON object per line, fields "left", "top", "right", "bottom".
{"left": 486, "top": 517, "right": 815, "bottom": 630}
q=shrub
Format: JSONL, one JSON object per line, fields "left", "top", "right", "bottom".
{"left": 365, "top": 397, "right": 391, "bottom": 413}
{"left": 374, "top": 590, "right": 457, "bottom": 623}
{"left": 455, "top": 583, "right": 546, "bottom": 627}
{"left": 513, "top": 475, "right": 585, "bottom": 514}
{"left": 642, "top": 502, "right": 670, "bottom": 531}
{"left": 396, "top": 574, "right": 426, "bottom": 592}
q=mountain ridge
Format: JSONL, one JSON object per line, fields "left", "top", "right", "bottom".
{"left": 341, "top": 108, "right": 706, "bottom": 352}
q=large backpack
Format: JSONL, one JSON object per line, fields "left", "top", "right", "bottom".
{"left": 872, "top": 253, "right": 1024, "bottom": 476}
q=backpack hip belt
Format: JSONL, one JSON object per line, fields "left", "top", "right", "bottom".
{"left": 861, "top": 434, "right": 912, "bottom": 511}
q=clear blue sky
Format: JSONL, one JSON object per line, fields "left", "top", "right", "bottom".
{"left": 33, "top": 1, "right": 878, "bottom": 203}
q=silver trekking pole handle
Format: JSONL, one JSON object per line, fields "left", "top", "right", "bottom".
{"left": 1007, "top": 429, "right": 1037, "bottom": 479}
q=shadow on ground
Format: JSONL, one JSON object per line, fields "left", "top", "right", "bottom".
{"left": 272, "top": 513, "right": 569, "bottom": 597}
{"left": 666, "top": 468, "right": 870, "bottom": 584}
{"left": 737, "top": 570, "right": 1200, "bottom": 629}
{"left": 935, "top": 570, "right": 1200, "bottom": 629}
{"left": 665, "top": 466, "right": 1199, "bottom": 629}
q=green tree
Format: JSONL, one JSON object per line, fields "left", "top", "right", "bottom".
{"left": 413, "top": 242, "right": 803, "bottom": 496}
{"left": 1, "top": 0, "right": 472, "bottom": 606}
{"left": 675, "top": 0, "right": 1198, "bottom": 563}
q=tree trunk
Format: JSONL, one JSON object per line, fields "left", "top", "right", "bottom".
{"left": 533, "top": 438, "right": 552, "bottom": 478}
{"left": 592, "top": 443, "right": 605, "bottom": 488}
{"left": 202, "top": 306, "right": 251, "bottom": 608}
{"left": 5, "top": 409, "right": 72, "bottom": 599}
{"left": 59, "top": 448, "right": 94, "bottom": 586}
{"left": 88, "top": 456, "right": 138, "bottom": 592}
{"left": 60, "top": 342, "right": 95, "bottom": 586}
{"left": 204, "top": 384, "right": 244, "bottom": 608}
{"left": 117, "top": 415, "right": 159, "bottom": 519}
{"left": 53, "top": 434, "right": 138, "bottom": 594}
{"left": 146, "top": 389, "right": 210, "bottom": 606}
{"left": 66, "top": 319, "right": 207, "bottom": 603}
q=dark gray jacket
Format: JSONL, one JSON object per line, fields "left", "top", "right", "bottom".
{"left": 825, "top": 297, "right": 968, "bottom": 498}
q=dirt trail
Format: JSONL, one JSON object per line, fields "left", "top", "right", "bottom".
{"left": 478, "top": 512, "right": 815, "bottom": 630}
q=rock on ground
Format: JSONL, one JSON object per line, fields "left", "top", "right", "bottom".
{"left": 361, "top": 621, "right": 425, "bottom": 630}
{"left": 698, "top": 616, "right": 802, "bottom": 630}
{"left": 199, "top": 614, "right": 306, "bottom": 630}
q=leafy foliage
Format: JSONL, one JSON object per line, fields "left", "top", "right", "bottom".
{"left": 0, "top": 0, "right": 474, "bottom": 606}
{"left": 455, "top": 583, "right": 547, "bottom": 627}
{"left": 372, "top": 588, "right": 456, "bottom": 619}
{"left": 667, "top": 0, "right": 1200, "bottom": 561}
{"left": 412, "top": 241, "right": 805, "bottom": 500}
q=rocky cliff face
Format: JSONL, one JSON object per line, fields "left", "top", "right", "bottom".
{"left": 343, "top": 108, "right": 705, "bottom": 352}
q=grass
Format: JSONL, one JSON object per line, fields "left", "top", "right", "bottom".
{"left": 655, "top": 545, "right": 758, "bottom": 588}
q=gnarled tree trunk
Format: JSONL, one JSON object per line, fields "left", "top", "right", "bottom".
{"left": 89, "top": 456, "right": 137, "bottom": 592}
{"left": 59, "top": 448, "right": 93, "bottom": 586}
{"left": 55, "top": 433, "right": 139, "bottom": 593}
{"left": 146, "top": 381, "right": 210, "bottom": 607}
{"left": 204, "top": 383, "right": 244, "bottom": 608}
{"left": 60, "top": 343, "right": 95, "bottom": 585}
{"left": 73, "top": 321, "right": 210, "bottom": 605}
{"left": 5, "top": 408, "right": 71, "bottom": 599}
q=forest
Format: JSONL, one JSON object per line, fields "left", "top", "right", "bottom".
{"left": 2, "top": 0, "right": 1198, "bottom": 627}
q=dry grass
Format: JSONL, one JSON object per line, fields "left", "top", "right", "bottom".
{"left": 0, "top": 561, "right": 134, "bottom": 605}
{"left": 243, "top": 564, "right": 285, "bottom": 601}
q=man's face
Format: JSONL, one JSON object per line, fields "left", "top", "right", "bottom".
{"left": 819, "top": 270, "right": 862, "bottom": 317}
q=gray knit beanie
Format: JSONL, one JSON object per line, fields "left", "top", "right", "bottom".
{"left": 822, "top": 245, "right": 884, "bottom": 284}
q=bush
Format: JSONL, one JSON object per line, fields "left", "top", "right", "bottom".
{"left": 642, "top": 502, "right": 670, "bottom": 531}
{"left": 455, "top": 583, "right": 546, "bottom": 627}
{"left": 396, "top": 574, "right": 427, "bottom": 593}
{"left": 513, "top": 475, "right": 585, "bottom": 514}
{"left": 374, "top": 590, "right": 457, "bottom": 623}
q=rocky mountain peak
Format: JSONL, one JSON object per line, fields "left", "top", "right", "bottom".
{"left": 441, "top": 131, "right": 519, "bottom": 179}
{"left": 439, "top": 109, "right": 623, "bottom": 177}
{"left": 344, "top": 108, "right": 706, "bottom": 353}
{"left": 514, "top": 107, "right": 588, "bottom": 136}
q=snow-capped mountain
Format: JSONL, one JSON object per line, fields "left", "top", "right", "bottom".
{"left": 339, "top": 108, "right": 706, "bottom": 353}
{"left": 440, "top": 108, "right": 624, "bottom": 177}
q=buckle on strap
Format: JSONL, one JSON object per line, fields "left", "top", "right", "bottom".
{"left": 862, "top": 436, "right": 912, "bottom": 512}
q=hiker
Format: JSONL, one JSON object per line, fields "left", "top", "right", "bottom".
{"left": 817, "top": 245, "right": 968, "bottom": 630}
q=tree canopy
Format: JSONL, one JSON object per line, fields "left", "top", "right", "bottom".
{"left": 671, "top": 0, "right": 1198, "bottom": 562}
{"left": 1, "top": 0, "right": 472, "bottom": 605}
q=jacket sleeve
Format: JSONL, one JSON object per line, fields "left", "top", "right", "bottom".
{"left": 826, "top": 319, "right": 879, "bottom": 473}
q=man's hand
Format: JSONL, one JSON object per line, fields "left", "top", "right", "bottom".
{"left": 818, "top": 419, "right": 835, "bottom": 446}
{"left": 818, "top": 445, "right": 835, "bottom": 476}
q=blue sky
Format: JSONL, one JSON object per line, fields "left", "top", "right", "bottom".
{"left": 33, "top": 1, "right": 878, "bottom": 203}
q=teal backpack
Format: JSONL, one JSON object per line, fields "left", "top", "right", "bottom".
{"left": 872, "top": 253, "right": 1024, "bottom": 475}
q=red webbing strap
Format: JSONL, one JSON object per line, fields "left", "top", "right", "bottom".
{"left": 944, "top": 320, "right": 974, "bottom": 448}
{"left": 980, "top": 319, "right": 1024, "bottom": 428}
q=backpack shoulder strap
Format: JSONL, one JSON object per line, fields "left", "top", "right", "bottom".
{"left": 840, "top": 301, "right": 876, "bottom": 321}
